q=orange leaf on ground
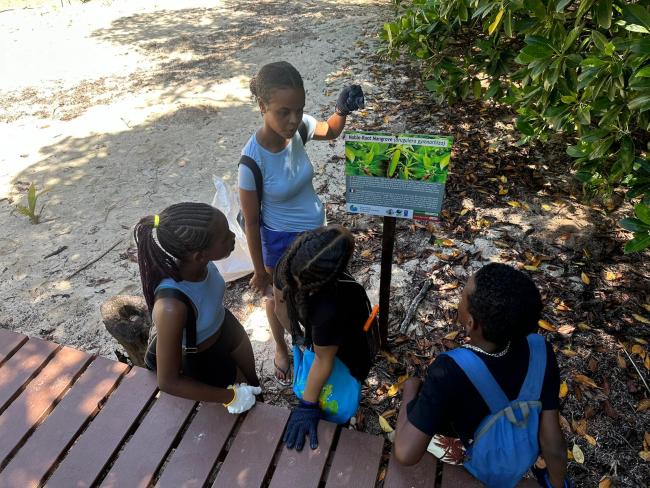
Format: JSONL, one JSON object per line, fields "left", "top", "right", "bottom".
{"left": 558, "top": 325, "right": 575, "bottom": 336}
{"left": 439, "top": 282, "right": 460, "bottom": 291}
{"left": 637, "top": 398, "right": 650, "bottom": 412}
{"left": 639, "top": 451, "right": 650, "bottom": 462}
{"left": 581, "top": 272, "right": 590, "bottom": 285}
{"left": 538, "top": 319, "right": 557, "bottom": 332}
{"left": 571, "top": 419, "right": 587, "bottom": 436}
{"left": 584, "top": 434, "right": 597, "bottom": 446}
{"left": 574, "top": 374, "right": 599, "bottom": 389}
{"left": 444, "top": 331, "right": 460, "bottom": 340}
{"left": 559, "top": 381, "right": 568, "bottom": 398}
{"left": 598, "top": 477, "right": 613, "bottom": 488}
{"left": 561, "top": 349, "right": 578, "bottom": 357}
{"left": 616, "top": 354, "right": 627, "bottom": 369}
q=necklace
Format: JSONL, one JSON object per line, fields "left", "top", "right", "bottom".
{"left": 462, "top": 341, "right": 511, "bottom": 358}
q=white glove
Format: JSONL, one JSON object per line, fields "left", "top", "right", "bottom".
{"left": 223, "top": 383, "right": 262, "bottom": 414}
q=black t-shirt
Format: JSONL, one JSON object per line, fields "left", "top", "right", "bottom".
{"left": 306, "top": 276, "right": 372, "bottom": 382}
{"left": 407, "top": 338, "right": 560, "bottom": 445}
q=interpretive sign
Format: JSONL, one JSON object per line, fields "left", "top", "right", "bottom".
{"left": 345, "top": 132, "right": 453, "bottom": 221}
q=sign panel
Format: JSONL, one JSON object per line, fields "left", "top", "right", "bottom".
{"left": 344, "top": 132, "right": 453, "bottom": 220}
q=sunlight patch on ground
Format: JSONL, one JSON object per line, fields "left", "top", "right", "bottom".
{"left": 243, "top": 308, "right": 271, "bottom": 343}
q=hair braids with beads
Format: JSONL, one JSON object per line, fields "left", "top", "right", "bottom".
{"left": 278, "top": 225, "right": 354, "bottom": 344}
{"left": 133, "top": 202, "right": 220, "bottom": 312}
{"left": 249, "top": 61, "right": 304, "bottom": 104}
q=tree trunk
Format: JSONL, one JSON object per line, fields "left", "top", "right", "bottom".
{"left": 101, "top": 295, "right": 151, "bottom": 367}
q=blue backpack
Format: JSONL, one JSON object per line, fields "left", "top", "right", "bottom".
{"left": 443, "top": 334, "right": 547, "bottom": 488}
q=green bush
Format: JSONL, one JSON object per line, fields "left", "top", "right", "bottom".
{"left": 381, "top": 0, "right": 650, "bottom": 253}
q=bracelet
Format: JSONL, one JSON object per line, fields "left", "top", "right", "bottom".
{"left": 223, "top": 387, "right": 237, "bottom": 407}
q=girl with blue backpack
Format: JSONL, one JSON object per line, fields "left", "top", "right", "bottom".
{"left": 238, "top": 61, "right": 365, "bottom": 387}
{"left": 393, "top": 263, "right": 571, "bottom": 488}
{"left": 273, "top": 225, "right": 379, "bottom": 451}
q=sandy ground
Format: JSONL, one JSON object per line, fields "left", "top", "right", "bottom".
{"left": 0, "top": 0, "right": 388, "bottom": 380}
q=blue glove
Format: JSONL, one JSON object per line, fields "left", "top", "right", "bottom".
{"left": 283, "top": 400, "right": 320, "bottom": 451}
{"left": 532, "top": 467, "right": 573, "bottom": 488}
{"left": 335, "top": 84, "right": 365, "bottom": 116}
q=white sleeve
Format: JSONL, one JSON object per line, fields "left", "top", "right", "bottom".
{"left": 302, "top": 113, "right": 318, "bottom": 142}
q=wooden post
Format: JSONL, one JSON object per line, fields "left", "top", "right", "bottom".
{"left": 101, "top": 295, "right": 151, "bottom": 367}
{"left": 378, "top": 216, "right": 396, "bottom": 348}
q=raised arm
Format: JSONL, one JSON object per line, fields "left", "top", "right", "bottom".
{"left": 313, "top": 85, "right": 365, "bottom": 141}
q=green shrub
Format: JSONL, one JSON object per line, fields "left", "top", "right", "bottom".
{"left": 381, "top": 0, "right": 650, "bottom": 252}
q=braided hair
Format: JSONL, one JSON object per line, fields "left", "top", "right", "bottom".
{"left": 468, "top": 263, "right": 543, "bottom": 345}
{"left": 249, "top": 61, "right": 304, "bottom": 104}
{"left": 133, "top": 202, "right": 220, "bottom": 312}
{"left": 277, "top": 225, "right": 354, "bottom": 343}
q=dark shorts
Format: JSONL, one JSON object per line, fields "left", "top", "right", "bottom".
{"left": 260, "top": 226, "right": 301, "bottom": 268}
{"left": 145, "top": 308, "right": 248, "bottom": 388}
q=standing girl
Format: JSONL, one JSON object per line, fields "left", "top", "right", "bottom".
{"left": 274, "top": 225, "right": 378, "bottom": 450}
{"left": 135, "top": 202, "right": 261, "bottom": 413}
{"left": 238, "top": 61, "right": 365, "bottom": 385}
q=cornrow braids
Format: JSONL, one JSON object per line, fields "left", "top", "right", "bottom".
{"left": 468, "top": 263, "right": 543, "bottom": 345}
{"left": 249, "top": 61, "right": 304, "bottom": 104}
{"left": 134, "top": 202, "right": 219, "bottom": 312}
{"left": 280, "top": 225, "right": 354, "bottom": 345}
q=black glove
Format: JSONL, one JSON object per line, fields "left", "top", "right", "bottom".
{"left": 532, "top": 466, "right": 573, "bottom": 488}
{"left": 335, "top": 84, "right": 365, "bottom": 116}
{"left": 283, "top": 400, "right": 320, "bottom": 451}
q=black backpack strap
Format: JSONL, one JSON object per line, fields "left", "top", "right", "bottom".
{"left": 298, "top": 121, "right": 308, "bottom": 146}
{"left": 154, "top": 288, "right": 198, "bottom": 353}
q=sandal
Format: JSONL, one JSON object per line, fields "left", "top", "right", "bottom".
{"left": 273, "top": 358, "right": 293, "bottom": 387}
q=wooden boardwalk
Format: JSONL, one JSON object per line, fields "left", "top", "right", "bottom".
{"left": 0, "top": 328, "right": 538, "bottom": 488}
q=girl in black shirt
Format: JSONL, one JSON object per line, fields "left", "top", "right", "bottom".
{"left": 273, "top": 225, "right": 374, "bottom": 451}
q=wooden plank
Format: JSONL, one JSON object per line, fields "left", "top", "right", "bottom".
{"left": 0, "top": 357, "right": 128, "bottom": 488}
{"left": 0, "top": 338, "right": 59, "bottom": 413}
{"left": 268, "top": 420, "right": 337, "bottom": 488}
{"left": 98, "top": 391, "right": 195, "bottom": 488}
{"left": 384, "top": 451, "right": 437, "bottom": 488}
{"left": 325, "top": 428, "right": 384, "bottom": 488}
{"left": 440, "top": 464, "right": 540, "bottom": 487}
{"left": 212, "top": 403, "right": 290, "bottom": 488}
{"left": 44, "top": 366, "right": 158, "bottom": 488}
{"left": 155, "top": 402, "right": 238, "bottom": 488}
{"left": 0, "top": 346, "right": 91, "bottom": 465}
{"left": 0, "top": 329, "right": 27, "bottom": 365}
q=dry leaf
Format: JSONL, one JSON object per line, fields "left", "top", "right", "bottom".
{"left": 561, "top": 349, "right": 578, "bottom": 357}
{"left": 572, "top": 419, "right": 587, "bottom": 436}
{"left": 441, "top": 239, "right": 455, "bottom": 247}
{"left": 498, "top": 186, "right": 508, "bottom": 195}
{"left": 444, "top": 331, "right": 460, "bottom": 340}
{"left": 604, "top": 271, "right": 618, "bottom": 281}
{"left": 616, "top": 354, "right": 627, "bottom": 369}
{"left": 459, "top": 208, "right": 469, "bottom": 216}
{"left": 632, "top": 314, "right": 650, "bottom": 324}
{"left": 572, "top": 444, "right": 585, "bottom": 464}
{"left": 387, "top": 383, "right": 399, "bottom": 397}
{"left": 558, "top": 325, "right": 575, "bottom": 336}
{"left": 538, "top": 319, "right": 557, "bottom": 332}
{"left": 567, "top": 449, "right": 573, "bottom": 461}
{"left": 523, "top": 265, "right": 538, "bottom": 271}
{"left": 643, "top": 304, "right": 650, "bottom": 313}
{"left": 381, "top": 409, "right": 396, "bottom": 419}
{"left": 639, "top": 451, "right": 650, "bottom": 462}
{"left": 637, "top": 398, "right": 650, "bottom": 412}
{"left": 555, "top": 302, "right": 572, "bottom": 312}
{"left": 634, "top": 337, "right": 649, "bottom": 345}
{"left": 541, "top": 204, "right": 552, "bottom": 211}
{"left": 574, "top": 374, "right": 599, "bottom": 389}
{"left": 507, "top": 200, "right": 521, "bottom": 207}
{"left": 644, "top": 431, "right": 650, "bottom": 448}
{"left": 584, "top": 434, "right": 597, "bottom": 446}
{"left": 577, "top": 322, "right": 591, "bottom": 331}
{"left": 378, "top": 414, "right": 394, "bottom": 433}
{"left": 380, "top": 350, "right": 399, "bottom": 364}
{"left": 581, "top": 272, "right": 590, "bottom": 285}
{"left": 645, "top": 355, "right": 650, "bottom": 371}
{"left": 397, "top": 374, "right": 409, "bottom": 386}
{"left": 559, "top": 381, "right": 569, "bottom": 398}
{"left": 598, "top": 476, "right": 613, "bottom": 488}
{"left": 499, "top": 175, "right": 507, "bottom": 183}
{"left": 559, "top": 415, "right": 571, "bottom": 433}
{"left": 440, "top": 282, "right": 460, "bottom": 291}
{"left": 360, "top": 249, "right": 373, "bottom": 258}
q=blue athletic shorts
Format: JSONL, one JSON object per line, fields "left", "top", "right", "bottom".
{"left": 261, "top": 226, "right": 301, "bottom": 268}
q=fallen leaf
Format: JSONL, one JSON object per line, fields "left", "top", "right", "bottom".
{"left": 644, "top": 304, "right": 650, "bottom": 313}
{"left": 381, "top": 409, "right": 396, "bottom": 419}
{"left": 498, "top": 186, "right": 508, "bottom": 195}
{"left": 378, "top": 414, "right": 394, "bottom": 433}
{"left": 541, "top": 204, "right": 552, "bottom": 211}
{"left": 631, "top": 344, "right": 646, "bottom": 357}
{"left": 380, "top": 350, "right": 399, "bottom": 364}
{"left": 572, "top": 419, "right": 587, "bottom": 436}
{"left": 555, "top": 302, "right": 572, "bottom": 312}
{"left": 634, "top": 337, "right": 649, "bottom": 345}
{"left": 559, "top": 381, "right": 568, "bottom": 398}
{"left": 581, "top": 272, "right": 590, "bottom": 285}
{"left": 584, "top": 434, "right": 597, "bottom": 446}
{"left": 644, "top": 431, "right": 650, "bottom": 448}
{"left": 616, "top": 354, "right": 627, "bottom": 369}
{"left": 444, "top": 331, "right": 460, "bottom": 340}
{"left": 577, "top": 322, "right": 591, "bottom": 331}
{"left": 558, "top": 325, "right": 575, "bottom": 336}
{"left": 637, "top": 398, "right": 650, "bottom": 412}
{"left": 397, "top": 375, "right": 409, "bottom": 385}
{"left": 523, "top": 265, "right": 538, "bottom": 271}
{"left": 574, "top": 374, "right": 599, "bottom": 389}
{"left": 567, "top": 449, "right": 573, "bottom": 461}
{"left": 459, "top": 208, "right": 469, "bottom": 216}
{"left": 561, "top": 349, "right": 579, "bottom": 357}
{"left": 572, "top": 444, "right": 585, "bottom": 464}
{"left": 645, "top": 355, "right": 650, "bottom": 371}
{"left": 440, "top": 282, "right": 460, "bottom": 291}
{"left": 387, "top": 383, "right": 399, "bottom": 397}
{"left": 559, "top": 414, "right": 571, "bottom": 433}
{"left": 441, "top": 239, "right": 455, "bottom": 247}
{"left": 538, "top": 319, "right": 557, "bottom": 332}
{"left": 632, "top": 314, "right": 650, "bottom": 324}
{"left": 360, "top": 249, "right": 373, "bottom": 258}
{"left": 640, "top": 451, "right": 650, "bottom": 462}
{"left": 499, "top": 175, "right": 507, "bottom": 183}
{"left": 598, "top": 476, "right": 613, "bottom": 488}
{"left": 604, "top": 270, "right": 618, "bottom": 281}
{"left": 507, "top": 200, "right": 521, "bottom": 207}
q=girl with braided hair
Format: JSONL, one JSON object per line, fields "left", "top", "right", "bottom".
{"left": 134, "top": 202, "right": 261, "bottom": 414}
{"left": 273, "top": 225, "right": 376, "bottom": 451}
{"left": 239, "top": 61, "right": 365, "bottom": 386}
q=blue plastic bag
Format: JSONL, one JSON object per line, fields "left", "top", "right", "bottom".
{"left": 292, "top": 344, "right": 361, "bottom": 424}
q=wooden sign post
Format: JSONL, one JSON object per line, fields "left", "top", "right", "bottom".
{"left": 378, "top": 216, "right": 396, "bottom": 348}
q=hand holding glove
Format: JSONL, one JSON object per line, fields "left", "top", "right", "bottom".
{"left": 223, "top": 383, "right": 262, "bottom": 414}
{"left": 335, "top": 84, "right": 365, "bottom": 116}
{"left": 283, "top": 399, "right": 321, "bottom": 451}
